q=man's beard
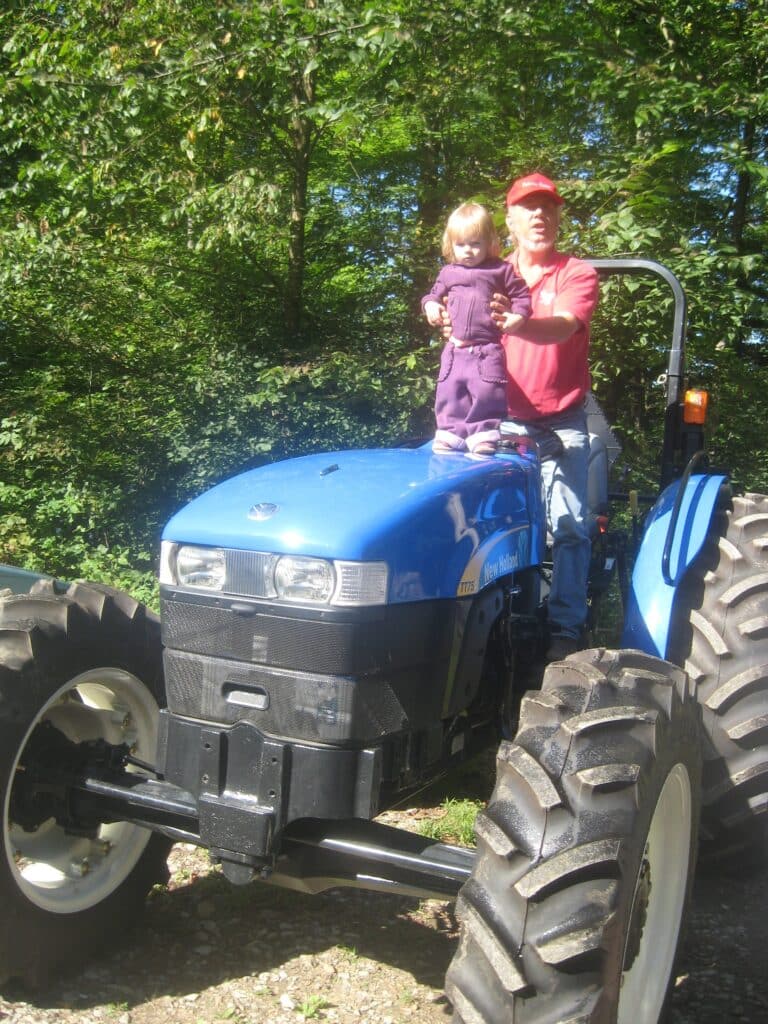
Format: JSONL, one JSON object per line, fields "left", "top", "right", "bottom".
{"left": 521, "top": 237, "right": 555, "bottom": 253}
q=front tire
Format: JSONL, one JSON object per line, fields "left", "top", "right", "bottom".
{"left": 668, "top": 492, "right": 768, "bottom": 866}
{"left": 0, "top": 582, "right": 171, "bottom": 987}
{"left": 446, "top": 648, "right": 701, "bottom": 1024}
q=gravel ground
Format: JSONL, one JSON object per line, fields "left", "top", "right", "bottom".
{"left": 670, "top": 863, "right": 768, "bottom": 1022}
{"left": 1, "top": 818, "right": 766, "bottom": 1024}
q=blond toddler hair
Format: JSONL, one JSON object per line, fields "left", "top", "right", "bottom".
{"left": 441, "top": 203, "right": 501, "bottom": 262}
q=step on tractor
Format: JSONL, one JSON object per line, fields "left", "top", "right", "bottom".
{"left": 1, "top": 260, "right": 766, "bottom": 1022}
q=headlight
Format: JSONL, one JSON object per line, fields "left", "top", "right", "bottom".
{"left": 168, "top": 544, "right": 226, "bottom": 591}
{"left": 333, "top": 561, "right": 388, "bottom": 606}
{"left": 274, "top": 555, "right": 334, "bottom": 603}
{"left": 161, "top": 542, "right": 389, "bottom": 606}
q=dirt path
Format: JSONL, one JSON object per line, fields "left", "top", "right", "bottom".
{"left": 2, "top": 841, "right": 458, "bottom": 1024}
{"left": 1, "top": 752, "right": 766, "bottom": 1024}
{"left": 2, "top": 829, "right": 767, "bottom": 1024}
{"left": 670, "top": 864, "right": 768, "bottom": 1023}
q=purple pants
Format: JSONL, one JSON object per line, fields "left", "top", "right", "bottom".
{"left": 434, "top": 342, "right": 507, "bottom": 451}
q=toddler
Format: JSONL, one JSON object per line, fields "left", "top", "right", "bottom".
{"left": 422, "top": 203, "right": 531, "bottom": 456}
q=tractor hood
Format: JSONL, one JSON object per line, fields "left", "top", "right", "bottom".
{"left": 162, "top": 446, "right": 543, "bottom": 601}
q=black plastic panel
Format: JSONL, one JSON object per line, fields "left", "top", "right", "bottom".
{"left": 158, "top": 712, "right": 383, "bottom": 856}
{"left": 160, "top": 591, "right": 456, "bottom": 675}
{"left": 161, "top": 594, "right": 464, "bottom": 745}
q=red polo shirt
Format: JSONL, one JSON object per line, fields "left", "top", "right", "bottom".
{"left": 502, "top": 251, "right": 599, "bottom": 420}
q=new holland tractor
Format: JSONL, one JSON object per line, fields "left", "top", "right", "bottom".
{"left": 1, "top": 260, "right": 766, "bottom": 1022}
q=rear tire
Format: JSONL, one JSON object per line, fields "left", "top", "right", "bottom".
{"left": 0, "top": 582, "right": 171, "bottom": 988}
{"left": 446, "top": 648, "right": 701, "bottom": 1024}
{"left": 668, "top": 492, "right": 768, "bottom": 866}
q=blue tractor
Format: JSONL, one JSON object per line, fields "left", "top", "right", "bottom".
{"left": 1, "top": 261, "right": 766, "bottom": 1022}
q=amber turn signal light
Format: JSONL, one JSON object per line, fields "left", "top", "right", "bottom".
{"left": 683, "top": 389, "right": 709, "bottom": 425}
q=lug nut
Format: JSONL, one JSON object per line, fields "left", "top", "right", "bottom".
{"left": 110, "top": 705, "right": 131, "bottom": 728}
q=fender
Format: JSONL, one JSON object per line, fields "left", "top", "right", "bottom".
{"left": 621, "top": 471, "right": 728, "bottom": 658}
{"left": 0, "top": 563, "right": 50, "bottom": 595}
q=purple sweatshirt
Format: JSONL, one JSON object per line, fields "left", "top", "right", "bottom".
{"left": 421, "top": 258, "right": 532, "bottom": 346}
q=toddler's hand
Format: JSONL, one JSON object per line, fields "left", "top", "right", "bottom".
{"left": 499, "top": 312, "right": 526, "bottom": 333}
{"left": 424, "top": 300, "right": 446, "bottom": 327}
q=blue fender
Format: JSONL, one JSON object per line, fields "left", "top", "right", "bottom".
{"left": 621, "top": 472, "right": 727, "bottom": 658}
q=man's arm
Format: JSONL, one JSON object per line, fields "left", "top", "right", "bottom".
{"left": 492, "top": 258, "right": 598, "bottom": 343}
{"left": 490, "top": 294, "right": 580, "bottom": 343}
{"left": 504, "top": 310, "right": 580, "bottom": 343}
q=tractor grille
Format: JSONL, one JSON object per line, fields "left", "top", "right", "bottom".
{"left": 159, "top": 590, "right": 457, "bottom": 743}
{"left": 163, "top": 648, "right": 409, "bottom": 744}
{"left": 160, "top": 593, "right": 449, "bottom": 676}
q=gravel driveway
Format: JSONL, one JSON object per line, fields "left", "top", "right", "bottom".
{"left": 669, "top": 863, "right": 768, "bottom": 1022}
{"left": 1, "top": 830, "right": 766, "bottom": 1024}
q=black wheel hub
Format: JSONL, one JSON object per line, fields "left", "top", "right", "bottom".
{"left": 11, "top": 720, "right": 130, "bottom": 834}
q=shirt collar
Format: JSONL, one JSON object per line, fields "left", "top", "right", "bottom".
{"left": 509, "top": 248, "right": 563, "bottom": 277}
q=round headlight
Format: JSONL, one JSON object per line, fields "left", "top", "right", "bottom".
{"left": 274, "top": 555, "right": 334, "bottom": 603}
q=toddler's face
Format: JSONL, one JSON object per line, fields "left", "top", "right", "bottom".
{"left": 452, "top": 236, "right": 488, "bottom": 267}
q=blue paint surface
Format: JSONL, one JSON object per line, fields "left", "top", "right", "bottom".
{"left": 163, "top": 446, "right": 544, "bottom": 602}
{"left": 621, "top": 473, "right": 727, "bottom": 656}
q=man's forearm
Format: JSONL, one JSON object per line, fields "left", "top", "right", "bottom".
{"left": 507, "top": 313, "right": 579, "bottom": 344}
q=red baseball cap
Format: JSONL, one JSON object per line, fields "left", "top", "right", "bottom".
{"left": 506, "top": 173, "right": 564, "bottom": 207}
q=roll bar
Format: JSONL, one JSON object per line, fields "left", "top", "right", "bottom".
{"left": 586, "top": 258, "right": 688, "bottom": 488}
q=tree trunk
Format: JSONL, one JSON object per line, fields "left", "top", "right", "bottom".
{"left": 730, "top": 119, "right": 756, "bottom": 357}
{"left": 284, "top": 68, "right": 315, "bottom": 345}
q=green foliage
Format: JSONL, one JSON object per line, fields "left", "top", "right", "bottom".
{"left": 0, "top": 0, "right": 766, "bottom": 595}
{"left": 298, "top": 994, "right": 330, "bottom": 1020}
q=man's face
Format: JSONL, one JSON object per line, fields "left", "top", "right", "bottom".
{"left": 506, "top": 194, "right": 561, "bottom": 253}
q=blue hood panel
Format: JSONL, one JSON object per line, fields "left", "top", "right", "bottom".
{"left": 163, "top": 447, "right": 543, "bottom": 602}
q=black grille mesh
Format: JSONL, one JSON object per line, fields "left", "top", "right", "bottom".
{"left": 164, "top": 649, "right": 408, "bottom": 744}
{"left": 162, "top": 599, "right": 377, "bottom": 673}
{"left": 160, "top": 593, "right": 454, "bottom": 743}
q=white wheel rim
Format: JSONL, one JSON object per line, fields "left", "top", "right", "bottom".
{"left": 4, "top": 667, "right": 159, "bottom": 914}
{"left": 618, "top": 762, "right": 692, "bottom": 1024}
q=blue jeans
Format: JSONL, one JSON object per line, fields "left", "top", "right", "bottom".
{"left": 502, "top": 405, "right": 591, "bottom": 638}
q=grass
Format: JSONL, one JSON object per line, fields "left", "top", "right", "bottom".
{"left": 298, "top": 994, "right": 330, "bottom": 1019}
{"left": 415, "top": 797, "right": 483, "bottom": 847}
{"left": 335, "top": 944, "right": 359, "bottom": 961}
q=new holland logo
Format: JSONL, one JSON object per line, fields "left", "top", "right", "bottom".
{"left": 248, "top": 502, "right": 279, "bottom": 521}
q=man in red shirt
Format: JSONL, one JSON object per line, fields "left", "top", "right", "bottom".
{"left": 499, "top": 173, "right": 600, "bottom": 659}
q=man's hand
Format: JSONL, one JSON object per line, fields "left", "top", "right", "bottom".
{"left": 492, "top": 291, "right": 580, "bottom": 343}
{"left": 490, "top": 292, "right": 511, "bottom": 328}
{"left": 491, "top": 293, "right": 527, "bottom": 332}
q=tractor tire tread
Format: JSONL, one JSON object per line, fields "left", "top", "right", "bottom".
{"left": 446, "top": 648, "right": 701, "bottom": 1023}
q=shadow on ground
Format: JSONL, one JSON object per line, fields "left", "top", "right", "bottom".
{"left": 3, "top": 748, "right": 766, "bottom": 1023}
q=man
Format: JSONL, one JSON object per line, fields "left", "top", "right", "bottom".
{"left": 496, "top": 173, "right": 599, "bottom": 659}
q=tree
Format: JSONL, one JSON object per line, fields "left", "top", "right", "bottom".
{"left": 1, "top": 0, "right": 766, "bottom": 592}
